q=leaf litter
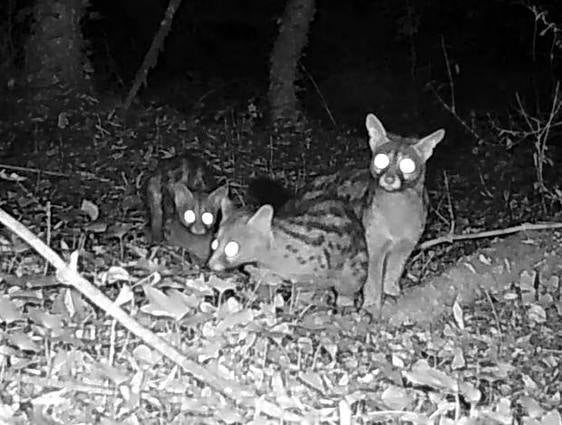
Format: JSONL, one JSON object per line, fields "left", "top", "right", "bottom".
{"left": 0, "top": 95, "right": 560, "bottom": 424}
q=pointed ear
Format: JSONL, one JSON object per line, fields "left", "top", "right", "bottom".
{"left": 247, "top": 204, "right": 274, "bottom": 233}
{"left": 366, "top": 113, "right": 388, "bottom": 152}
{"left": 173, "top": 183, "right": 194, "bottom": 208}
{"left": 415, "top": 129, "right": 445, "bottom": 162}
{"left": 208, "top": 184, "right": 228, "bottom": 208}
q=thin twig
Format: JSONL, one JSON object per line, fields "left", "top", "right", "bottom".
{"left": 0, "top": 164, "right": 111, "bottom": 182}
{"left": 442, "top": 170, "right": 455, "bottom": 235}
{"left": 419, "top": 221, "right": 562, "bottom": 251}
{"left": 19, "top": 375, "right": 119, "bottom": 396}
{"left": 484, "top": 289, "right": 503, "bottom": 337}
{"left": 299, "top": 62, "right": 337, "bottom": 127}
{"left": 428, "top": 83, "right": 482, "bottom": 141}
{"left": 440, "top": 35, "right": 455, "bottom": 113}
{"left": 0, "top": 163, "right": 68, "bottom": 178}
{"left": 123, "top": 0, "right": 184, "bottom": 110}
{"left": 527, "top": 4, "right": 562, "bottom": 53}
{"left": 43, "top": 201, "right": 51, "bottom": 275}
{"left": 428, "top": 36, "right": 483, "bottom": 141}
{"left": 495, "top": 80, "right": 561, "bottom": 197}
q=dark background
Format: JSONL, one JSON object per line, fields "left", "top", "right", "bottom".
{"left": 2, "top": 0, "right": 560, "bottom": 130}
{"left": 1, "top": 0, "right": 561, "bottom": 197}
{"left": 76, "top": 0, "right": 561, "bottom": 127}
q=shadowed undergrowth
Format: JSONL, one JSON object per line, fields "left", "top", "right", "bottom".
{"left": 0, "top": 91, "right": 560, "bottom": 424}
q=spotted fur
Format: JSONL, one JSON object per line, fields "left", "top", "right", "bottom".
{"left": 281, "top": 113, "right": 445, "bottom": 311}
{"left": 207, "top": 197, "right": 367, "bottom": 304}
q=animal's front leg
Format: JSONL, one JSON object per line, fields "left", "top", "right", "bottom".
{"left": 362, "top": 232, "right": 392, "bottom": 312}
{"left": 382, "top": 239, "right": 416, "bottom": 297}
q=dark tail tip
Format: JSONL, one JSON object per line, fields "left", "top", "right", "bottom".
{"left": 247, "top": 177, "right": 292, "bottom": 211}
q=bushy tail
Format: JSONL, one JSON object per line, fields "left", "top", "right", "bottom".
{"left": 247, "top": 177, "right": 293, "bottom": 211}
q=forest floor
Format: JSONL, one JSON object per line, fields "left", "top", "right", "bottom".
{"left": 0, "top": 88, "right": 560, "bottom": 425}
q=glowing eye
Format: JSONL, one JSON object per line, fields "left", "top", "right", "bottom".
{"left": 373, "top": 153, "right": 390, "bottom": 169}
{"left": 201, "top": 212, "right": 214, "bottom": 226}
{"left": 224, "top": 241, "right": 239, "bottom": 258}
{"left": 183, "top": 210, "right": 196, "bottom": 224}
{"left": 399, "top": 158, "right": 416, "bottom": 174}
{"left": 211, "top": 239, "right": 219, "bottom": 251}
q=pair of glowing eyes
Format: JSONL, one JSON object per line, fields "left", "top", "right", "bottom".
{"left": 373, "top": 153, "right": 417, "bottom": 174}
{"left": 210, "top": 239, "right": 239, "bottom": 258}
{"left": 183, "top": 210, "right": 214, "bottom": 226}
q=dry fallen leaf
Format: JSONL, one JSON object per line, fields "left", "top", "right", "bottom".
{"left": 381, "top": 385, "right": 414, "bottom": 410}
{"left": 141, "top": 286, "right": 191, "bottom": 320}
{"left": 80, "top": 199, "right": 99, "bottom": 221}
{"left": 8, "top": 331, "right": 40, "bottom": 353}
{"left": 0, "top": 295, "right": 24, "bottom": 323}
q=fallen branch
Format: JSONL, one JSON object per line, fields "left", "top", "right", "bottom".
{"left": 0, "top": 207, "right": 260, "bottom": 413}
{"left": 419, "top": 222, "right": 562, "bottom": 251}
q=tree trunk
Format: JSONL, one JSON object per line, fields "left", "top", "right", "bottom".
{"left": 268, "top": 0, "right": 316, "bottom": 124}
{"left": 25, "top": 0, "right": 90, "bottom": 92}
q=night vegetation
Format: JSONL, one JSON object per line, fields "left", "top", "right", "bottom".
{"left": 0, "top": 0, "right": 560, "bottom": 423}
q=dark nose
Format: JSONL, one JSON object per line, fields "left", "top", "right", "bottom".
{"left": 190, "top": 223, "right": 207, "bottom": 235}
{"left": 384, "top": 174, "right": 396, "bottom": 184}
